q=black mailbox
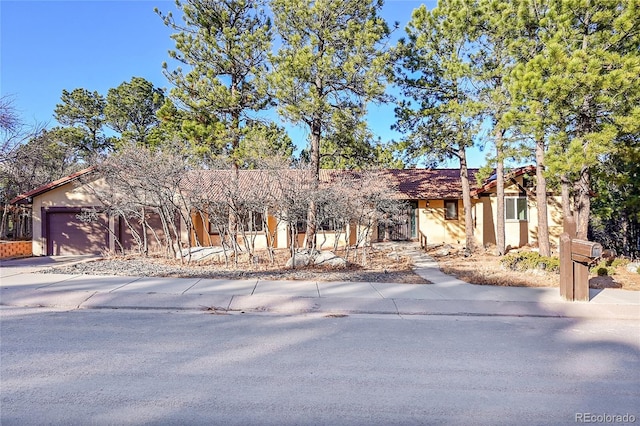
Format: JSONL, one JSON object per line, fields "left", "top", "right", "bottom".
{"left": 570, "top": 239, "right": 603, "bottom": 264}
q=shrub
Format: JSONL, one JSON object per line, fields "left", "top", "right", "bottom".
{"left": 609, "top": 258, "right": 630, "bottom": 269}
{"left": 501, "top": 252, "right": 559, "bottom": 274}
{"left": 590, "top": 260, "right": 613, "bottom": 276}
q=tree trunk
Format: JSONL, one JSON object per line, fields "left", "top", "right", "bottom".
{"left": 495, "top": 130, "right": 505, "bottom": 256}
{"left": 561, "top": 174, "right": 573, "bottom": 223}
{"left": 305, "top": 117, "right": 321, "bottom": 250}
{"left": 575, "top": 166, "right": 591, "bottom": 239}
{"left": 459, "top": 146, "right": 476, "bottom": 252}
{"left": 535, "top": 137, "right": 550, "bottom": 256}
{"left": 227, "top": 80, "right": 241, "bottom": 253}
{"left": 496, "top": 158, "right": 505, "bottom": 255}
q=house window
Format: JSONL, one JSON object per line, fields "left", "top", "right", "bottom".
{"left": 444, "top": 200, "right": 458, "bottom": 220}
{"left": 240, "top": 211, "right": 264, "bottom": 232}
{"left": 319, "top": 218, "right": 344, "bottom": 232}
{"left": 208, "top": 211, "right": 264, "bottom": 234}
{"left": 506, "top": 197, "right": 528, "bottom": 221}
{"left": 209, "top": 221, "right": 222, "bottom": 234}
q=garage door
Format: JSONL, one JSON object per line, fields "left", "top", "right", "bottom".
{"left": 46, "top": 210, "right": 109, "bottom": 255}
{"left": 118, "top": 213, "right": 167, "bottom": 253}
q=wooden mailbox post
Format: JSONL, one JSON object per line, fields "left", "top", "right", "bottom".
{"left": 559, "top": 218, "right": 602, "bottom": 302}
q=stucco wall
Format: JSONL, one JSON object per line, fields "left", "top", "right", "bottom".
{"left": 32, "top": 177, "right": 110, "bottom": 256}
{"left": 417, "top": 199, "right": 466, "bottom": 245}
{"left": 477, "top": 176, "right": 563, "bottom": 250}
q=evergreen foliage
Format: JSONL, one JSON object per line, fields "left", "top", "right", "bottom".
{"left": 157, "top": 0, "right": 274, "bottom": 167}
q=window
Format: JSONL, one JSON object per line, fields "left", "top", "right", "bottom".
{"left": 208, "top": 221, "right": 219, "bottom": 234}
{"left": 319, "top": 218, "right": 345, "bottom": 232}
{"left": 240, "top": 211, "right": 264, "bottom": 232}
{"left": 444, "top": 200, "right": 458, "bottom": 220}
{"left": 506, "top": 197, "right": 528, "bottom": 221}
{"left": 208, "top": 211, "right": 264, "bottom": 234}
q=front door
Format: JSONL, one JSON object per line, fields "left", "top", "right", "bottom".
{"left": 379, "top": 201, "right": 417, "bottom": 241}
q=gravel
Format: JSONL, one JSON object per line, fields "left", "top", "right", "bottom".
{"left": 44, "top": 256, "right": 430, "bottom": 284}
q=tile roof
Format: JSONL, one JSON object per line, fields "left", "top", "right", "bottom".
{"left": 9, "top": 167, "right": 96, "bottom": 204}
{"left": 182, "top": 168, "right": 480, "bottom": 200}
{"left": 470, "top": 165, "right": 536, "bottom": 197}
{"left": 375, "top": 168, "right": 480, "bottom": 199}
{"left": 11, "top": 166, "right": 487, "bottom": 204}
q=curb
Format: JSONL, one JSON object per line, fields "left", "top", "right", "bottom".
{"left": 1, "top": 290, "right": 638, "bottom": 320}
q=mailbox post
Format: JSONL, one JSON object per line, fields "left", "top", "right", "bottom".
{"left": 559, "top": 219, "right": 602, "bottom": 302}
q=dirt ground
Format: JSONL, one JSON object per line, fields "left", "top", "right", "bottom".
{"left": 428, "top": 247, "right": 640, "bottom": 291}
{"left": 46, "top": 243, "right": 639, "bottom": 291}
{"left": 48, "top": 245, "right": 430, "bottom": 284}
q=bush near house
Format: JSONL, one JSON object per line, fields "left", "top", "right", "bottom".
{"left": 591, "top": 258, "right": 630, "bottom": 277}
{"left": 501, "top": 251, "right": 560, "bottom": 274}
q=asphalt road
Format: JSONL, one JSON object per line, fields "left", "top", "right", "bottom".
{"left": 1, "top": 308, "right": 638, "bottom": 425}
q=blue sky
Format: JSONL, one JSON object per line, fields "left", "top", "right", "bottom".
{"left": 1, "top": 0, "right": 487, "bottom": 167}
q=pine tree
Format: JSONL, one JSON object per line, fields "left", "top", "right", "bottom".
{"left": 54, "top": 88, "right": 111, "bottom": 157}
{"left": 394, "top": 0, "right": 482, "bottom": 251}
{"left": 269, "top": 0, "right": 391, "bottom": 248}
{"left": 157, "top": 0, "right": 273, "bottom": 170}
{"left": 105, "top": 77, "right": 165, "bottom": 147}
{"left": 521, "top": 0, "right": 640, "bottom": 239}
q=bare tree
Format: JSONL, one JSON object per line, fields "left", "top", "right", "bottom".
{"left": 85, "top": 141, "right": 195, "bottom": 259}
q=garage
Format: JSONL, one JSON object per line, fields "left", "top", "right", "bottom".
{"left": 44, "top": 208, "right": 109, "bottom": 256}
{"left": 10, "top": 167, "right": 186, "bottom": 256}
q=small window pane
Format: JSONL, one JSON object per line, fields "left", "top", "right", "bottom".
{"left": 517, "top": 198, "right": 527, "bottom": 220}
{"left": 241, "top": 211, "right": 263, "bottom": 232}
{"left": 505, "top": 197, "right": 527, "bottom": 221}
{"left": 445, "top": 200, "right": 458, "bottom": 220}
{"left": 506, "top": 199, "right": 515, "bottom": 220}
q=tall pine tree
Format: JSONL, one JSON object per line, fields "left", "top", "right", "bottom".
{"left": 157, "top": 0, "right": 273, "bottom": 170}
{"left": 269, "top": 0, "right": 391, "bottom": 248}
{"left": 394, "top": 0, "right": 482, "bottom": 251}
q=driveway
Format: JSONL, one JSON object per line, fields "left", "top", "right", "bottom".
{"left": 0, "top": 255, "right": 99, "bottom": 278}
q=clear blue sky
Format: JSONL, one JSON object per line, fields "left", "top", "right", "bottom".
{"left": 1, "top": 0, "right": 487, "bottom": 168}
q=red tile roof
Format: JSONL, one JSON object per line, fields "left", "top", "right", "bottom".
{"left": 470, "top": 165, "right": 536, "bottom": 197}
{"left": 11, "top": 166, "right": 486, "bottom": 205}
{"left": 10, "top": 167, "right": 96, "bottom": 205}
{"left": 376, "top": 168, "right": 480, "bottom": 199}
{"left": 182, "top": 168, "right": 480, "bottom": 200}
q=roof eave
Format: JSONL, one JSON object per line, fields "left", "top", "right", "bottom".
{"left": 9, "top": 167, "right": 96, "bottom": 205}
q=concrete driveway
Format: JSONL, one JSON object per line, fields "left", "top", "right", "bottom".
{"left": 0, "top": 255, "right": 99, "bottom": 277}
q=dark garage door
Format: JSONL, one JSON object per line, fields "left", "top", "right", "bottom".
{"left": 119, "top": 213, "right": 168, "bottom": 253}
{"left": 46, "top": 210, "right": 109, "bottom": 255}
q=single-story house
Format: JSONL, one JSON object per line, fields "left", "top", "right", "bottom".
{"left": 10, "top": 166, "right": 563, "bottom": 256}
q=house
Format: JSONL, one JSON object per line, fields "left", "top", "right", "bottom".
{"left": 10, "top": 166, "right": 563, "bottom": 256}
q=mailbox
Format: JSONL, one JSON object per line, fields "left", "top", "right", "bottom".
{"left": 570, "top": 239, "right": 603, "bottom": 264}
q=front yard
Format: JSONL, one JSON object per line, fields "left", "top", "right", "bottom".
{"left": 429, "top": 246, "right": 640, "bottom": 291}
{"left": 43, "top": 242, "right": 640, "bottom": 291}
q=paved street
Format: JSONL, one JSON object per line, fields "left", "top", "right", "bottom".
{"left": 1, "top": 307, "right": 639, "bottom": 425}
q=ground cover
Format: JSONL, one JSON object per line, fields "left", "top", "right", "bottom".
{"left": 45, "top": 245, "right": 430, "bottom": 284}
{"left": 429, "top": 245, "right": 640, "bottom": 291}
{"left": 44, "top": 242, "right": 640, "bottom": 291}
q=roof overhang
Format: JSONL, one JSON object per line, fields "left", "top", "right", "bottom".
{"left": 9, "top": 167, "right": 96, "bottom": 205}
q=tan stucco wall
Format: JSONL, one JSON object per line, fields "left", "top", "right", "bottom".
{"left": 476, "top": 177, "right": 563, "bottom": 250}
{"left": 417, "top": 199, "right": 466, "bottom": 245}
{"left": 31, "top": 177, "right": 111, "bottom": 256}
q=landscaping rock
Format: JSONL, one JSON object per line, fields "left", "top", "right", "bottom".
{"left": 179, "top": 246, "right": 227, "bottom": 262}
{"left": 314, "top": 251, "right": 347, "bottom": 267}
{"left": 285, "top": 253, "right": 312, "bottom": 268}
{"left": 627, "top": 262, "right": 640, "bottom": 274}
{"left": 459, "top": 247, "right": 472, "bottom": 257}
{"left": 435, "top": 247, "right": 451, "bottom": 257}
